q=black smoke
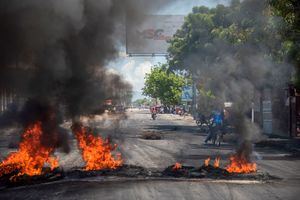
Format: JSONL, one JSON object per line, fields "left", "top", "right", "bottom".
{"left": 0, "top": 0, "right": 173, "bottom": 150}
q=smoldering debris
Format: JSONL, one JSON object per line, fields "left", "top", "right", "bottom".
{"left": 0, "top": 164, "right": 277, "bottom": 188}
{"left": 141, "top": 131, "right": 163, "bottom": 140}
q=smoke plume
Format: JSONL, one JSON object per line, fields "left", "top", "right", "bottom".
{"left": 0, "top": 0, "right": 173, "bottom": 150}
{"left": 179, "top": 0, "right": 292, "bottom": 158}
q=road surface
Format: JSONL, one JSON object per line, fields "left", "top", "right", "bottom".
{"left": 0, "top": 109, "right": 299, "bottom": 200}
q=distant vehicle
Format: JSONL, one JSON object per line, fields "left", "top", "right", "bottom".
{"left": 151, "top": 113, "right": 157, "bottom": 120}
{"left": 114, "top": 105, "right": 125, "bottom": 113}
{"left": 175, "top": 106, "right": 185, "bottom": 115}
{"left": 150, "top": 106, "right": 158, "bottom": 120}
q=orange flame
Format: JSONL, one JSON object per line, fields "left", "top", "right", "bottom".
{"left": 214, "top": 156, "right": 221, "bottom": 168}
{"left": 72, "top": 124, "right": 123, "bottom": 171}
{"left": 204, "top": 157, "right": 210, "bottom": 167}
{"left": 0, "top": 122, "right": 59, "bottom": 181}
{"left": 172, "top": 162, "right": 182, "bottom": 171}
{"left": 225, "top": 154, "right": 257, "bottom": 173}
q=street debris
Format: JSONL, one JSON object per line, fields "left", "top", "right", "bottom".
{"left": 0, "top": 163, "right": 277, "bottom": 189}
{"left": 141, "top": 131, "right": 163, "bottom": 140}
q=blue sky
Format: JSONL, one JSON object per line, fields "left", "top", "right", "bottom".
{"left": 109, "top": 0, "right": 229, "bottom": 101}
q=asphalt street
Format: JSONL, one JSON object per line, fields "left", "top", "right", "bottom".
{"left": 0, "top": 109, "right": 299, "bottom": 200}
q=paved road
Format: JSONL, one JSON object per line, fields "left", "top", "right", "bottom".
{"left": 0, "top": 109, "right": 300, "bottom": 200}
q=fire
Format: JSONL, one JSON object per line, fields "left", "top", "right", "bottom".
{"left": 213, "top": 156, "right": 221, "bottom": 168}
{"left": 225, "top": 154, "right": 257, "bottom": 173}
{"left": 204, "top": 157, "right": 210, "bottom": 167}
{"left": 72, "top": 124, "right": 123, "bottom": 171}
{"left": 0, "top": 122, "right": 59, "bottom": 181}
{"left": 172, "top": 162, "right": 182, "bottom": 171}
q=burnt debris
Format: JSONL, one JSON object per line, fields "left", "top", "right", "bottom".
{"left": 0, "top": 164, "right": 277, "bottom": 189}
{"left": 141, "top": 131, "right": 163, "bottom": 140}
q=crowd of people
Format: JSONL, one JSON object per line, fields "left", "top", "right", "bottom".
{"left": 150, "top": 105, "right": 187, "bottom": 115}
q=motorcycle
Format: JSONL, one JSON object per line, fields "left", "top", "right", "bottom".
{"left": 195, "top": 114, "right": 210, "bottom": 133}
{"left": 204, "top": 119, "right": 223, "bottom": 146}
{"left": 151, "top": 113, "right": 157, "bottom": 120}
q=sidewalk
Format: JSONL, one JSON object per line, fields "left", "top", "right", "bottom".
{"left": 255, "top": 136, "right": 300, "bottom": 156}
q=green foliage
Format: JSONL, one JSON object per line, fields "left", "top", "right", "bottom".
{"left": 168, "top": 0, "right": 300, "bottom": 93}
{"left": 269, "top": 0, "right": 300, "bottom": 88}
{"left": 168, "top": 8, "right": 217, "bottom": 70}
{"left": 198, "top": 87, "right": 215, "bottom": 99}
{"left": 269, "top": 0, "right": 297, "bottom": 27}
{"left": 142, "top": 64, "right": 186, "bottom": 105}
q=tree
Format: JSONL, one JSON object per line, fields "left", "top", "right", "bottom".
{"left": 142, "top": 64, "right": 185, "bottom": 106}
{"left": 168, "top": 0, "right": 294, "bottom": 91}
{"left": 168, "top": 6, "right": 216, "bottom": 73}
{"left": 167, "top": 0, "right": 294, "bottom": 118}
{"left": 269, "top": 0, "right": 300, "bottom": 88}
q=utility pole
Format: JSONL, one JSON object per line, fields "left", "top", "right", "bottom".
{"left": 192, "top": 75, "right": 197, "bottom": 119}
{"left": 251, "top": 102, "right": 254, "bottom": 123}
{"left": 1, "top": 88, "right": 3, "bottom": 113}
